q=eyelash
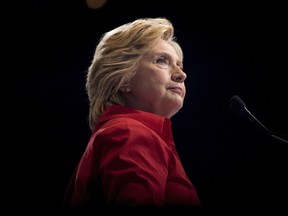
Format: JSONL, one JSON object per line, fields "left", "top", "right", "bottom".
{"left": 155, "top": 57, "right": 168, "bottom": 65}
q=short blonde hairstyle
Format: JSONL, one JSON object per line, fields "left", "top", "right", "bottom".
{"left": 86, "top": 17, "right": 183, "bottom": 130}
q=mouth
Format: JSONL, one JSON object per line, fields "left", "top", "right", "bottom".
{"left": 168, "top": 87, "right": 183, "bottom": 95}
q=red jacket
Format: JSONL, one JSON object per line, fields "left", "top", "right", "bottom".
{"left": 63, "top": 105, "right": 201, "bottom": 208}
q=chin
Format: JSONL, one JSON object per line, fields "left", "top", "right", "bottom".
{"left": 168, "top": 106, "right": 183, "bottom": 117}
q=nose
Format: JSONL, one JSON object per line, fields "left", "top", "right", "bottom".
{"left": 172, "top": 68, "right": 187, "bottom": 83}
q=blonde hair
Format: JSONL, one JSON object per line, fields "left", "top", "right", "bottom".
{"left": 86, "top": 17, "right": 183, "bottom": 130}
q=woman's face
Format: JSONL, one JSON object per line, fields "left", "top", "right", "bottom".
{"left": 122, "top": 39, "right": 187, "bottom": 118}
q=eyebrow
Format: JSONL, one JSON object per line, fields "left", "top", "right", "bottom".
{"left": 152, "top": 51, "right": 171, "bottom": 57}
{"left": 150, "top": 51, "right": 182, "bottom": 61}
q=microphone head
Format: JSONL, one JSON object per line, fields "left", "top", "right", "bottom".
{"left": 229, "top": 95, "right": 246, "bottom": 116}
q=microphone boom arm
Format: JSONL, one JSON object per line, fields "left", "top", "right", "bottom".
{"left": 230, "top": 95, "right": 288, "bottom": 145}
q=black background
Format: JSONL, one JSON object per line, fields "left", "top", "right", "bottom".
{"left": 32, "top": 0, "right": 288, "bottom": 211}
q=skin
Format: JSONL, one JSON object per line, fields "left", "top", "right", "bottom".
{"left": 121, "top": 39, "right": 187, "bottom": 118}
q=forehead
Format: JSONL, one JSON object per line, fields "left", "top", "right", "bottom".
{"left": 147, "top": 39, "right": 182, "bottom": 61}
{"left": 152, "top": 39, "right": 177, "bottom": 52}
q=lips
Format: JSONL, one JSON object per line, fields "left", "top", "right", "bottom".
{"left": 168, "top": 87, "right": 183, "bottom": 95}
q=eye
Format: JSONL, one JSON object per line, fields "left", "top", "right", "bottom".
{"left": 155, "top": 56, "right": 169, "bottom": 65}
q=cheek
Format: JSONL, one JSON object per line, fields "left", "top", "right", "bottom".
{"left": 131, "top": 67, "right": 169, "bottom": 92}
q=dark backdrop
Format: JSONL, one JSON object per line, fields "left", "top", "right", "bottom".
{"left": 32, "top": 0, "right": 288, "bottom": 211}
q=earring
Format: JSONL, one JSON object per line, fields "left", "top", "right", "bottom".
{"left": 125, "top": 87, "right": 131, "bottom": 92}
{"left": 120, "top": 85, "right": 131, "bottom": 92}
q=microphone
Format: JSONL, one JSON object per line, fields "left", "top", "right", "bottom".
{"left": 229, "top": 95, "right": 288, "bottom": 145}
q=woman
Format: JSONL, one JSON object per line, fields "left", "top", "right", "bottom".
{"left": 63, "top": 17, "right": 201, "bottom": 209}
